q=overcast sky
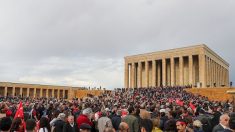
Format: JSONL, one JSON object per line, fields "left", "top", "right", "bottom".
{"left": 0, "top": 0, "right": 234, "bottom": 89}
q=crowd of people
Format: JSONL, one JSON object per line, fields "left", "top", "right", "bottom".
{"left": 0, "top": 86, "right": 235, "bottom": 132}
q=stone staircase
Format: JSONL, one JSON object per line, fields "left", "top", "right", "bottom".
{"left": 185, "top": 88, "right": 234, "bottom": 102}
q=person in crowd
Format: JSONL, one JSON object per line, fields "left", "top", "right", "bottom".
{"left": 111, "top": 110, "right": 122, "bottom": 131}
{"left": 119, "top": 122, "right": 129, "bottom": 132}
{"left": 164, "top": 119, "right": 176, "bottom": 132}
{"left": 0, "top": 117, "right": 12, "bottom": 132}
{"left": 176, "top": 119, "right": 188, "bottom": 132}
{"left": 122, "top": 106, "right": 139, "bottom": 132}
{"left": 159, "top": 109, "right": 168, "bottom": 130}
{"left": 104, "top": 127, "right": 116, "bottom": 132}
{"left": 63, "top": 115, "right": 78, "bottom": 132}
{"left": 164, "top": 110, "right": 177, "bottom": 131}
{"left": 151, "top": 118, "right": 162, "bottom": 132}
{"left": 39, "top": 117, "right": 50, "bottom": 132}
{"left": 25, "top": 119, "right": 36, "bottom": 132}
{"left": 213, "top": 114, "right": 230, "bottom": 132}
{"left": 50, "top": 110, "right": 60, "bottom": 126}
{"left": 77, "top": 108, "right": 93, "bottom": 128}
{"left": 140, "top": 111, "right": 153, "bottom": 132}
{"left": 79, "top": 123, "right": 91, "bottom": 132}
{"left": 10, "top": 117, "right": 24, "bottom": 132}
{"left": 140, "top": 103, "right": 150, "bottom": 120}
{"left": 53, "top": 113, "right": 66, "bottom": 132}
{"left": 223, "top": 113, "right": 235, "bottom": 132}
{"left": 193, "top": 120, "right": 204, "bottom": 132}
{"left": 98, "top": 111, "right": 113, "bottom": 132}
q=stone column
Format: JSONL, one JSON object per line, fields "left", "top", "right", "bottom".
{"left": 152, "top": 60, "right": 156, "bottom": 87}
{"left": 226, "top": 69, "right": 229, "bottom": 87}
{"left": 57, "top": 89, "right": 60, "bottom": 98}
{"left": 145, "top": 61, "right": 149, "bottom": 87}
{"left": 4, "top": 87, "right": 7, "bottom": 96}
{"left": 188, "top": 55, "right": 193, "bottom": 86}
{"left": 52, "top": 88, "right": 55, "bottom": 98}
{"left": 40, "top": 89, "right": 42, "bottom": 97}
{"left": 157, "top": 61, "right": 161, "bottom": 87}
{"left": 170, "top": 57, "right": 175, "bottom": 86}
{"left": 214, "top": 62, "right": 217, "bottom": 87}
{"left": 218, "top": 65, "right": 220, "bottom": 86}
{"left": 215, "top": 63, "right": 217, "bottom": 87}
{"left": 138, "top": 62, "right": 142, "bottom": 88}
{"left": 27, "top": 88, "right": 29, "bottom": 97}
{"left": 223, "top": 67, "right": 225, "bottom": 86}
{"left": 214, "top": 61, "right": 216, "bottom": 87}
{"left": 13, "top": 87, "right": 15, "bottom": 96}
{"left": 211, "top": 59, "right": 214, "bottom": 87}
{"left": 207, "top": 57, "right": 210, "bottom": 87}
{"left": 221, "top": 67, "right": 223, "bottom": 86}
{"left": 218, "top": 65, "right": 221, "bottom": 87}
{"left": 63, "top": 89, "right": 65, "bottom": 98}
{"left": 20, "top": 88, "right": 22, "bottom": 97}
{"left": 131, "top": 63, "right": 135, "bottom": 88}
{"left": 211, "top": 60, "right": 214, "bottom": 87}
{"left": 179, "top": 56, "right": 183, "bottom": 86}
{"left": 46, "top": 89, "right": 49, "bottom": 98}
{"left": 208, "top": 58, "right": 211, "bottom": 87}
{"left": 124, "top": 62, "right": 129, "bottom": 88}
{"left": 225, "top": 69, "right": 227, "bottom": 86}
{"left": 162, "top": 59, "right": 166, "bottom": 86}
{"left": 34, "top": 88, "right": 36, "bottom": 98}
{"left": 199, "top": 54, "right": 206, "bottom": 88}
{"left": 205, "top": 57, "right": 208, "bottom": 87}
{"left": 221, "top": 66, "right": 223, "bottom": 86}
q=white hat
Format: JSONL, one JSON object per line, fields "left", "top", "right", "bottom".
{"left": 105, "top": 108, "right": 110, "bottom": 111}
{"left": 160, "top": 109, "right": 166, "bottom": 113}
{"left": 57, "top": 113, "right": 65, "bottom": 119}
{"left": 83, "top": 108, "right": 93, "bottom": 115}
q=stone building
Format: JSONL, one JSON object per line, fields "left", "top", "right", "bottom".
{"left": 124, "top": 44, "right": 229, "bottom": 88}
{"left": 0, "top": 82, "right": 73, "bottom": 99}
{"left": 0, "top": 82, "right": 105, "bottom": 99}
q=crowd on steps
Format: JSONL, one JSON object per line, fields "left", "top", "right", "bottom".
{"left": 0, "top": 86, "right": 235, "bottom": 132}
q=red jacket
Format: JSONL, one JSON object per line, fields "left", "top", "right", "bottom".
{"left": 77, "top": 114, "right": 93, "bottom": 128}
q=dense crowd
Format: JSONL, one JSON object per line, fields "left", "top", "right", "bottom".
{"left": 0, "top": 86, "right": 235, "bottom": 132}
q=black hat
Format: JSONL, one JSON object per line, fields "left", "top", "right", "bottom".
{"left": 80, "top": 123, "right": 91, "bottom": 130}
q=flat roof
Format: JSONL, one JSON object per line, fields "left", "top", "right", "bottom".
{"left": 0, "top": 81, "right": 81, "bottom": 89}
{"left": 125, "top": 44, "right": 229, "bottom": 66}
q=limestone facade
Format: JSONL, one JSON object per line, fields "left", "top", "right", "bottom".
{"left": 0, "top": 82, "right": 76, "bottom": 99}
{"left": 124, "top": 44, "right": 229, "bottom": 88}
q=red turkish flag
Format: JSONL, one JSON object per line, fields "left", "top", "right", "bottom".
{"left": 176, "top": 99, "right": 184, "bottom": 106}
{"left": 189, "top": 102, "right": 196, "bottom": 111}
{"left": 14, "top": 101, "right": 24, "bottom": 119}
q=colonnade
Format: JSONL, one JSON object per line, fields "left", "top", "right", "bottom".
{"left": 125, "top": 54, "right": 229, "bottom": 88}
{"left": 0, "top": 85, "right": 69, "bottom": 99}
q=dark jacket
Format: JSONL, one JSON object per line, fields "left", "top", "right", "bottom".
{"left": 54, "top": 119, "right": 65, "bottom": 132}
{"left": 111, "top": 115, "right": 122, "bottom": 130}
{"left": 63, "top": 122, "right": 78, "bottom": 132}
{"left": 140, "top": 119, "right": 153, "bottom": 132}
{"left": 213, "top": 124, "right": 225, "bottom": 132}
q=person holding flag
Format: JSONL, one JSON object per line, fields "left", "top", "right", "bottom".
{"left": 10, "top": 101, "right": 25, "bottom": 132}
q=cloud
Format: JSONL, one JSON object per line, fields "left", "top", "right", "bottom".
{"left": 7, "top": 56, "right": 124, "bottom": 89}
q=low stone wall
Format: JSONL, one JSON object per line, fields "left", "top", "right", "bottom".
{"left": 185, "top": 88, "right": 234, "bottom": 102}
{"left": 72, "top": 90, "right": 104, "bottom": 99}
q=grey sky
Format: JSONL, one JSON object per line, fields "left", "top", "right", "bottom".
{"left": 0, "top": 0, "right": 234, "bottom": 89}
